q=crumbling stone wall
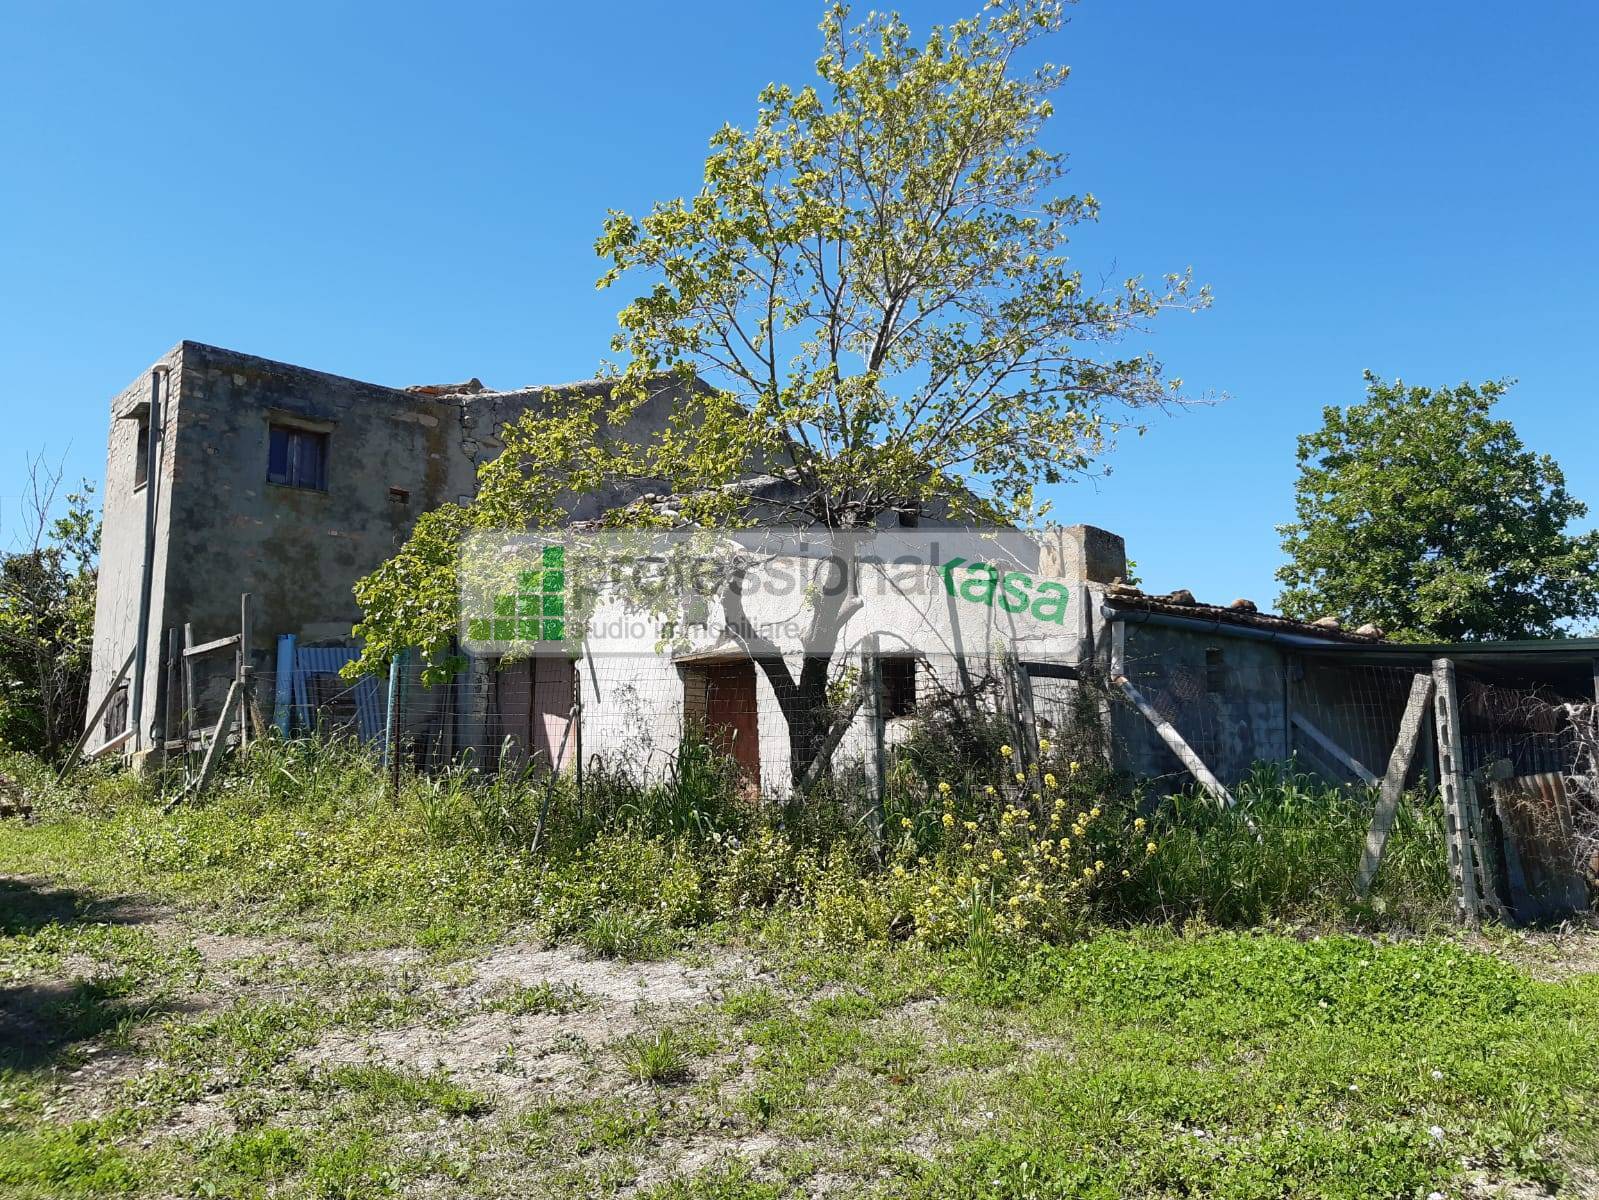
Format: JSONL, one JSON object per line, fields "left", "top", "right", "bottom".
{"left": 86, "top": 341, "right": 696, "bottom": 742}
{"left": 1112, "top": 621, "right": 1292, "bottom": 789}
{"left": 88, "top": 346, "right": 183, "bottom": 743}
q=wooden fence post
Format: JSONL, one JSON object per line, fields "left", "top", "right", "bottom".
{"left": 57, "top": 650, "right": 136, "bottom": 780}
{"left": 1008, "top": 654, "right": 1041, "bottom": 790}
{"left": 183, "top": 678, "right": 243, "bottom": 805}
{"left": 1356, "top": 672, "right": 1434, "bottom": 895}
{"left": 237, "top": 594, "right": 253, "bottom": 749}
{"left": 182, "top": 623, "right": 196, "bottom": 759}
{"left": 572, "top": 658, "right": 584, "bottom": 809}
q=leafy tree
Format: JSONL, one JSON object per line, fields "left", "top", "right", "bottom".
{"left": 351, "top": 0, "right": 1206, "bottom": 784}
{"left": 1276, "top": 372, "right": 1599, "bottom": 641}
{"left": 0, "top": 457, "right": 99, "bottom": 757}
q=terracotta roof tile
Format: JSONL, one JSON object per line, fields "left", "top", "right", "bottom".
{"left": 1103, "top": 587, "right": 1382, "bottom": 643}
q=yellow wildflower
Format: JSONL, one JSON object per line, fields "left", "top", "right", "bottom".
{"left": 942, "top": 812, "right": 955, "bottom": 828}
{"left": 1091, "top": 806, "right": 1101, "bottom": 819}
{"left": 892, "top": 864, "right": 907, "bottom": 878}
{"left": 984, "top": 785, "right": 997, "bottom": 797}
{"left": 1069, "top": 760, "right": 1081, "bottom": 772}
{"left": 1043, "top": 773, "right": 1058, "bottom": 789}
{"left": 1014, "top": 772, "right": 1026, "bottom": 784}
{"left": 900, "top": 817, "right": 913, "bottom": 829}
{"left": 991, "top": 849, "right": 1005, "bottom": 863}
{"left": 1133, "top": 817, "right": 1146, "bottom": 833}
{"left": 937, "top": 781, "right": 952, "bottom": 796}
{"left": 1000, "top": 744, "right": 1014, "bottom": 758}
{"left": 1146, "top": 841, "right": 1158, "bottom": 855}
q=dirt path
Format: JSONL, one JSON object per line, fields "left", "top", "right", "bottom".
{"left": 8, "top": 872, "right": 1598, "bottom": 1199}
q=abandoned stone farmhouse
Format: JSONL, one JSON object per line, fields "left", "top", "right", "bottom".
{"left": 88, "top": 341, "right": 696, "bottom": 760}
{"left": 87, "top": 342, "right": 1599, "bottom": 871}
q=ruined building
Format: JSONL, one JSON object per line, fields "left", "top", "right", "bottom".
{"left": 87, "top": 344, "right": 1598, "bottom": 824}
{"left": 86, "top": 341, "right": 696, "bottom": 753}
{"left": 84, "top": 341, "right": 1599, "bottom": 921}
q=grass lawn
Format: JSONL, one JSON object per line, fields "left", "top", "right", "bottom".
{"left": 1, "top": 748, "right": 1596, "bottom": 1197}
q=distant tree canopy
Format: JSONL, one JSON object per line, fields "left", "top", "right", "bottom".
{"left": 0, "top": 462, "right": 98, "bottom": 758}
{"left": 1276, "top": 372, "right": 1599, "bottom": 641}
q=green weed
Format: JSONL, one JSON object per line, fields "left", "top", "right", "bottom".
{"left": 488, "top": 979, "right": 591, "bottom": 1015}
{"left": 323, "top": 1065, "right": 492, "bottom": 1118}
{"left": 0, "top": 1121, "right": 143, "bottom": 1198}
{"left": 581, "top": 909, "right": 670, "bottom": 960}
{"left": 620, "top": 1029, "right": 691, "bottom": 1085}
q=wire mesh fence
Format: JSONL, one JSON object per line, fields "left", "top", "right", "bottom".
{"left": 1107, "top": 632, "right": 1428, "bottom": 794}
{"left": 195, "top": 640, "right": 1593, "bottom": 805}
{"left": 143, "top": 620, "right": 1597, "bottom": 922}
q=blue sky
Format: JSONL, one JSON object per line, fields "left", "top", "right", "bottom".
{"left": 3, "top": 1, "right": 1596, "bottom": 608}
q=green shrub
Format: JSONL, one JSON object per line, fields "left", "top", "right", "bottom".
{"left": 2, "top": 731, "right": 1454, "bottom": 957}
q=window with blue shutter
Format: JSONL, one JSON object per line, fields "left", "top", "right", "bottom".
{"left": 267, "top": 424, "right": 328, "bottom": 490}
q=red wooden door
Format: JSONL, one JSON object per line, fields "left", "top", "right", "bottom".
{"left": 703, "top": 660, "right": 760, "bottom": 786}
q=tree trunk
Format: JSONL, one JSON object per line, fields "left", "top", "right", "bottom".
{"left": 724, "top": 549, "right": 862, "bottom": 790}
{"left": 751, "top": 654, "right": 834, "bottom": 787}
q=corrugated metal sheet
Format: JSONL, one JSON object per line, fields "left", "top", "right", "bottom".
{"left": 289, "top": 645, "right": 383, "bottom": 742}
{"left": 1491, "top": 771, "right": 1590, "bottom": 921}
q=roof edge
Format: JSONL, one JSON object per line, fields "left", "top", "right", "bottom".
{"left": 1102, "top": 590, "right": 1382, "bottom": 644}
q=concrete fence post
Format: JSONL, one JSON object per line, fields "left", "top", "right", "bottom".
{"left": 383, "top": 649, "right": 406, "bottom": 789}
{"left": 861, "top": 634, "right": 886, "bottom": 849}
{"left": 273, "top": 635, "right": 296, "bottom": 737}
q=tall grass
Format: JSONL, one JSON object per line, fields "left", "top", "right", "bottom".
{"left": 0, "top": 733, "right": 1455, "bottom": 953}
{"left": 1111, "top": 763, "right": 1450, "bottom": 927}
